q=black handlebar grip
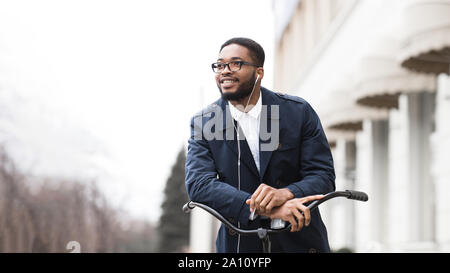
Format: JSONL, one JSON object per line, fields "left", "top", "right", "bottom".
{"left": 345, "top": 190, "right": 368, "bottom": 201}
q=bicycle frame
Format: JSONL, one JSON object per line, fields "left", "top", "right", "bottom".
{"left": 183, "top": 190, "right": 368, "bottom": 253}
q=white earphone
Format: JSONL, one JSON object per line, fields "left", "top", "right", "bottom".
{"left": 236, "top": 71, "right": 261, "bottom": 253}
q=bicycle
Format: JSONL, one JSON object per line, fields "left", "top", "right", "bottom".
{"left": 183, "top": 190, "right": 368, "bottom": 253}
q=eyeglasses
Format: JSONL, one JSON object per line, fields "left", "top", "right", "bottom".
{"left": 211, "top": 61, "right": 259, "bottom": 73}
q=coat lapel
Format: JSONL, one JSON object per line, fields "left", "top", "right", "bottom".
{"left": 259, "top": 87, "right": 281, "bottom": 180}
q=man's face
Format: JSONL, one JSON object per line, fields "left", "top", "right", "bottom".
{"left": 215, "top": 44, "right": 258, "bottom": 101}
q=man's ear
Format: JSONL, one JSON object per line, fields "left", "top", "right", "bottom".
{"left": 256, "top": 67, "right": 264, "bottom": 80}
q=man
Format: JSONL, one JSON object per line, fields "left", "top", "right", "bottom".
{"left": 185, "top": 37, "right": 335, "bottom": 253}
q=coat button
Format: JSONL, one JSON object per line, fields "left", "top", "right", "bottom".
{"left": 227, "top": 218, "right": 236, "bottom": 236}
{"left": 308, "top": 248, "right": 317, "bottom": 253}
{"left": 276, "top": 179, "right": 282, "bottom": 186}
{"left": 228, "top": 228, "right": 237, "bottom": 236}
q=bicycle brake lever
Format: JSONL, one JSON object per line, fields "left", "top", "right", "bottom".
{"left": 249, "top": 210, "right": 257, "bottom": 221}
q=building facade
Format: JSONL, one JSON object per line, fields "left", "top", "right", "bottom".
{"left": 273, "top": 0, "right": 450, "bottom": 252}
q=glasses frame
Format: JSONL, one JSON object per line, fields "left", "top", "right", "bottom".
{"left": 211, "top": 60, "right": 259, "bottom": 73}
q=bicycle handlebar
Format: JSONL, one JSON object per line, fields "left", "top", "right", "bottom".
{"left": 182, "top": 190, "right": 368, "bottom": 236}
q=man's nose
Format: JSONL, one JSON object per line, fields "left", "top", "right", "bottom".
{"left": 221, "top": 63, "right": 233, "bottom": 74}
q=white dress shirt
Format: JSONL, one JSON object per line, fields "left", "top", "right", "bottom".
{"left": 228, "top": 92, "right": 262, "bottom": 173}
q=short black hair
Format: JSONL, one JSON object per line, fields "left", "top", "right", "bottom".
{"left": 220, "top": 37, "right": 265, "bottom": 67}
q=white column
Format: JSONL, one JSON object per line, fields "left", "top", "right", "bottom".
{"left": 387, "top": 94, "right": 410, "bottom": 248}
{"left": 371, "top": 119, "right": 389, "bottom": 246}
{"left": 344, "top": 140, "right": 357, "bottom": 250}
{"left": 189, "top": 209, "right": 216, "bottom": 253}
{"left": 324, "top": 138, "right": 350, "bottom": 251}
{"left": 388, "top": 92, "right": 436, "bottom": 252}
{"left": 355, "top": 119, "right": 389, "bottom": 252}
{"left": 355, "top": 120, "right": 373, "bottom": 251}
{"left": 431, "top": 74, "right": 450, "bottom": 251}
{"left": 407, "top": 92, "right": 435, "bottom": 244}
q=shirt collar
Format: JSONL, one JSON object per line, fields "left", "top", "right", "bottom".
{"left": 228, "top": 91, "right": 262, "bottom": 121}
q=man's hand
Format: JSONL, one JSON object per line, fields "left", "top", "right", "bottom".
{"left": 245, "top": 184, "right": 294, "bottom": 215}
{"left": 270, "top": 195, "right": 324, "bottom": 232}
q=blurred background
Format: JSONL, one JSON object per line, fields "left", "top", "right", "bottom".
{"left": 0, "top": 0, "right": 449, "bottom": 253}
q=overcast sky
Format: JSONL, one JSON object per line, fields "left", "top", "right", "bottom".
{"left": 0, "top": 0, "right": 275, "bottom": 222}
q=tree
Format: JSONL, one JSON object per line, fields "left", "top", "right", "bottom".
{"left": 156, "top": 147, "right": 190, "bottom": 252}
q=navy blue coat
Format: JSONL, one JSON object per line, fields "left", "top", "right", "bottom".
{"left": 185, "top": 87, "right": 335, "bottom": 253}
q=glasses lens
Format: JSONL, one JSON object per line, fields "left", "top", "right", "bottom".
{"left": 229, "top": 61, "right": 242, "bottom": 72}
{"left": 212, "top": 63, "right": 223, "bottom": 73}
